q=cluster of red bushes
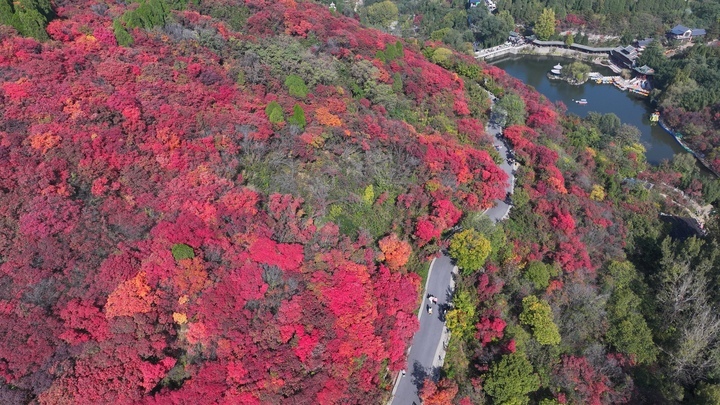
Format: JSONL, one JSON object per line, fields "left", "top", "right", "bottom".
{"left": 0, "top": 0, "right": 514, "bottom": 402}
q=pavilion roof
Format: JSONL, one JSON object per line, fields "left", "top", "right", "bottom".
{"left": 669, "top": 24, "right": 690, "bottom": 35}
{"left": 633, "top": 65, "right": 655, "bottom": 75}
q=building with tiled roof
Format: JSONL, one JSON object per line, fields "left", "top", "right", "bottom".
{"left": 667, "top": 24, "right": 706, "bottom": 41}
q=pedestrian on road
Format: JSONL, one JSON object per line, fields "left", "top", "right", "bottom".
{"left": 428, "top": 305, "right": 433, "bottom": 315}
{"left": 431, "top": 296, "right": 438, "bottom": 305}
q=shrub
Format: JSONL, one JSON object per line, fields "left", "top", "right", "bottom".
{"left": 285, "top": 74, "right": 308, "bottom": 98}
{"left": 265, "top": 101, "right": 285, "bottom": 124}
{"left": 171, "top": 243, "right": 195, "bottom": 261}
{"left": 113, "top": 19, "right": 134, "bottom": 46}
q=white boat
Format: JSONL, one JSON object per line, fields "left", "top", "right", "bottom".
{"left": 575, "top": 98, "right": 588, "bottom": 105}
{"left": 550, "top": 69, "right": 562, "bottom": 75}
{"left": 553, "top": 64, "right": 563, "bottom": 70}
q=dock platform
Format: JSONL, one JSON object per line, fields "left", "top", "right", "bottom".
{"left": 587, "top": 72, "right": 650, "bottom": 96}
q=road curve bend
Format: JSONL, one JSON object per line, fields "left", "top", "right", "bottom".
{"left": 389, "top": 92, "right": 515, "bottom": 404}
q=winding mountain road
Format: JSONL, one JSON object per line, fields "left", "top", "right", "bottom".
{"left": 389, "top": 92, "right": 515, "bottom": 405}
{"left": 389, "top": 255, "right": 456, "bottom": 405}
{"left": 485, "top": 119, "right": 516, "bottom": 223}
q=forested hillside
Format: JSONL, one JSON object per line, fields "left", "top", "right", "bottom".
{"left": 1, "top": 0, "right": 720, "bottom": 404}
{"left": 0, "top": 0, "right": 507, "bottom": 402}
{"left": 440, "top": 63, "right": 720, "bottom": 404}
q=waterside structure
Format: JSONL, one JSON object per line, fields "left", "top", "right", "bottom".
{"left": 530, "top": 39, "right": 615, "bottom": 55}
{"left": 480, "top": 38, "right": 654, "bottom": 98}
{"left": 554, "top": 71, "right": 652, "bottom": 96}
{"left": 475, "top": 39, "right": 616, "bottom": 60}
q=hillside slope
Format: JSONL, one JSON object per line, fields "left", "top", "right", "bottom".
{"left": 0, "top": 0, "right": 508, "bottom": 402}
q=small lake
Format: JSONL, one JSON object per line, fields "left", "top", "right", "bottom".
{"left": 491, "top": 55, "right": 685, "bottom": 165}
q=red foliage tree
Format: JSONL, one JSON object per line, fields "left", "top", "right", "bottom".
{"left": 420, "top": 378, "right": 459, "bottom": 405}
{"left": 554, "top": 355, "right": 631, "bottom": 405}
{"left": 476, "top": 316, "right": 507, "bottom": 347}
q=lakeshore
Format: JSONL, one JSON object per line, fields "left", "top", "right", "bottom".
{"left": 658, "top": 119, "right": 720, "bottom": 177}
{"left": 477, "top": 42, "right": 609, "bottom": 64}
{"left": 491, "top": 55, "right": 685, "bottom": 165}
{"left": 490, "top": 53, "right": 715, "bottom": 175}
{"left": 478, "top": 41, "right": 647, "bottom": 96}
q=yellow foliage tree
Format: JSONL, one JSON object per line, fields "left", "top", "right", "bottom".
{"left": 519, "top": 295, "right": 561, "bottom": 345}
{"left": 535, "top": 8, "right": 556, "bottom": 41}
{"left": 445, "top": 290, "right": 476, "bottom": 340}
{"left": 590, "top": 184, "right": 605, "bottom": 201}
{"left": 363, "top": 184, "right": 375, "bottom": 205}
{"left": 173, "top": 312, "right": 188, "bottom": 325}
{"left": 449, "top": 229, "right": 492, "bottom": 273}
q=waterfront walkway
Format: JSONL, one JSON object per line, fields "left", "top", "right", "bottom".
{"left": 531, "top": 39, "right": 614, "bottom": 55}
{"left": 476, "top": 39, "right": 617, "bottom": 61}
{"left": 475, "top": 42, "right": 528, "bottom": 59}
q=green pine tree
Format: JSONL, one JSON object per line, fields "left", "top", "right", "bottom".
{"left": 0, "top": 0, "right": 53, "bottom": 40}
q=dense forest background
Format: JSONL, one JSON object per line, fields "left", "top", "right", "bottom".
{"left": 1, "top": 0, "right": 720, "bottom": 404}
{"left": 349, "top": 0, "right": 720, "bottom": 50}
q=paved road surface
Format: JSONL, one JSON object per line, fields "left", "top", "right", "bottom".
{"left": 389, "top": 255, "right": 456, "bottom": 405}
{"left": 389, "top": 92, "right": 515, "bottom": 404}
{"left": 485, "top": 120, "right": 516, "bottom": 223}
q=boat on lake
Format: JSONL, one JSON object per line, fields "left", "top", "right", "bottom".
{"left": 575, "top": 98, "right": 588, "bottom": 105}
{"left": 650, "top": 111, "right": 660, "bottom": 122}
{"left": 549, "top": 64, "right": 562, "bottom": 75}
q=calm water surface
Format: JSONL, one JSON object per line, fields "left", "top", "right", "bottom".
{"left": 491, "top": 55, "right": 685, "bottom": 165}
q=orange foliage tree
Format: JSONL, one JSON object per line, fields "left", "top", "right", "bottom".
{"left": 315, "top": 107, "right": 343, "bottom": 127}
{"left": 105, "top": 272, "right": 155, "bottom": 318}
{"left": 378, "top": 233, "right": 412, "bottom": 271}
